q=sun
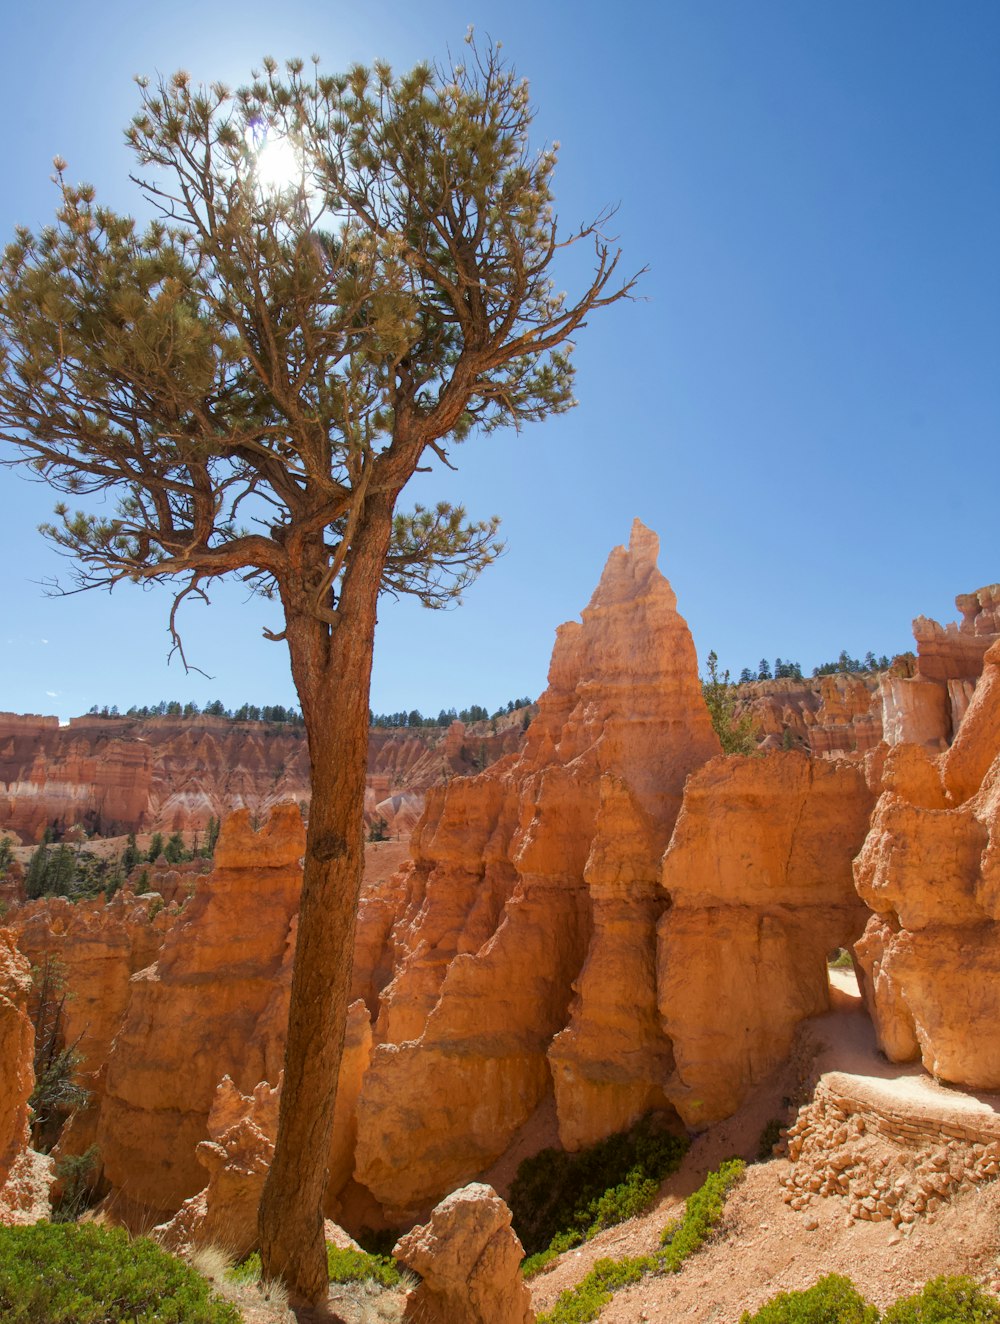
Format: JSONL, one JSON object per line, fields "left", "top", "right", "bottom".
{"left": 254, "top": 134, "right": 303, "bottom": 195}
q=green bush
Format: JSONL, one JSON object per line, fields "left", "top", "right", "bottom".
{"left": 740, "top": 1274, "right": 879, "bottom": 1323}
{"left": 743, "top": 1274, "right": 1000, "bottom": 1324}
{"left": 326, "top": 1246, "right": 400, "bottom": 1288}
{"left": 0, "top": 1222, "right": 241, "bottom": 1323}
{"left": 510, "top": 1115, "right": 688, "bottom": 1258}
{"left": 232, "top": 1243, "right": 400, "bottom": 1288}
{"left": 881, "top": 1276, "right": 1000, "bottom": 1323}
{"left": 659, "top": 1157, "right": 745, "bottom": 1271}
{"left": 538, "top": 1158, "right": 746, "bottom": 1324}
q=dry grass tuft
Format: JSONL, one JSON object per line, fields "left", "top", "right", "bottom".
{"left": 189, "top": 1243, "right": 292, "bottom": 1322}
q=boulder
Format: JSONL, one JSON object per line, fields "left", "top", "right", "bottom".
{"left": 395, "top": 1183, "right": 534, "bottom": 1324}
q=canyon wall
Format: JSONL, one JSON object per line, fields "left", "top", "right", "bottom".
{"left": 658, "top": 751, "right": 874, "bottom": 1127}
{"left": 0, "top": 710, "right": 528, "bottom": 844}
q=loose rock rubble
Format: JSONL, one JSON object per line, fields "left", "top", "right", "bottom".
{"left": 778, "top": 1078, "right": 1000, "bottom": 1227}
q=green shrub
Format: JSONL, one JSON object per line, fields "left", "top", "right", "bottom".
{"left": 523, "top": 1228, "right": 585, "bottom": 1278}
{"left": 538, "top": 1158, "right": 746, "bottom": 1324}
{"left": 326, "top": 1246, "right": 401, "bottom": 1288}
{"left": 743, "top": 1274, "right": 1000, "bottom": 1324}
{"left": 509, "top": 1114, "right": 688, "bottom": 1258}
{"left": 881, "top": 1276, "right": 1000, "bottom": 1323}
{"left": 538, "top": 1254, "right": 657, "bottom": 1324}
{"left": 740, "top": 1274, "right": 879, "bottom": 1323}
{"left": 659, "top": 1157, "right": 745, "bottom": 1271}
{"left": 828, "top": 948, "right": 854, "bottom": 969}
{"left": 232, "top": 1243, "right": 400, "bottom": 1288}
{"left": 0, "top": 1222, "right": 241, "bottom": 1323}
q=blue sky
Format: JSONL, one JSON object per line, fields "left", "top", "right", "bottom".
{"left": 1, "top": 1, "right": 997, "bottom": 720}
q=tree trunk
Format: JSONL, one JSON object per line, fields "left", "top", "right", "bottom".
{"left": 258, "top": 499, "right": 393, "bottom": 1303}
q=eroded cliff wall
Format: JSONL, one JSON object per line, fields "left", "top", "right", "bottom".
{"left": 0, "top": 711, "right": 527, "bottom": 843}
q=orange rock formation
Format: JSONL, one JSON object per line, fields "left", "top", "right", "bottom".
{"left": 352, "top": 521, "right": 722, "bottom": 1213}
{"left": 9, "top": 890, "right": 177, "bottom": 1157}
{"left": 855, "top": 638, "right": 1000, "bottom": 1088}
{"left": 97, "top": 806, "right": 305, "bottom": 1212}
{"left": 154, "top": 1075, "right": 282, "bottom": 1259}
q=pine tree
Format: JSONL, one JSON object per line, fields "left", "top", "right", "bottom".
{"left": 24, "top": 845, "right": 50, "bottom": 900}
{"left": 0, "top": 42, "right": 636, "bottom": 1300}
{"left": 703, "top": 652, "right": 757, "bottom": 756}
{"left": 202, "top": 816, "right": 221, "bottom": 858}
{"left": 163, "top": 831, "right": 187, "bottom": 864}
{"left": 121, "top": 833, "right": 141, "bottom": 873}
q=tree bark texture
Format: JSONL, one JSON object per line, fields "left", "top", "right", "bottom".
{"left": 258, "top": 498, "right": 394, "bottom": 1303}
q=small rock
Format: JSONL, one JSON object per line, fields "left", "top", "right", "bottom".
{"left": 804, "top": 1218, "right": 819, "bottom": 1232}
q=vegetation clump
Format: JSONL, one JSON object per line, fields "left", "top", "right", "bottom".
{"left": 742, "top": 1275, "right": 1000, "bottom": 1323}
{"left": 509, "top": 1115, "right": 688, "bottom": 1270}
{"left": 232, "top": 1243, "right": 401, "bottom": 1288}
{"left": 28, "top": 956, "right": 88, "bottom": 1151}
{"left": 370, "top": 696, "right": 535, "bottom": 728}
{"left": 0, "top": 1222, "right": 241, "bottom": 1323}
{"left": 50, "top": 1145, "right": 101, "bottom": 1223}
{"left": 882, "top": 1277, "right": 1000, "bottom": 1323}
{"left": 741, "top": 1274, "right": 879, "bottom": 1323}
{"left": 89, "top": 700, "right": 304, "bottom": 725}
{"left": 537, "top": 1158, "right": 746, "bottom": 1323}
{"left": 735, "top": 651, "right": 900, "bottom": 684}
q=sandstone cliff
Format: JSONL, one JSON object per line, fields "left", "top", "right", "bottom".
{"left": 658, "top": 751, "right": 874, "bottom": 1127}
{"left": 8, "top": 890, "right": 179, "bottom": 1157}
{"left": 855, "top": 638, "right": 1000, "bottom": 1089}
{"left": 737, "top": 673, "right": 883, "bottom": 756}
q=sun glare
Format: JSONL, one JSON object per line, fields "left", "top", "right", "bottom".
{"left": 254, "top": 135, "right": 303, "bottom": 195}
